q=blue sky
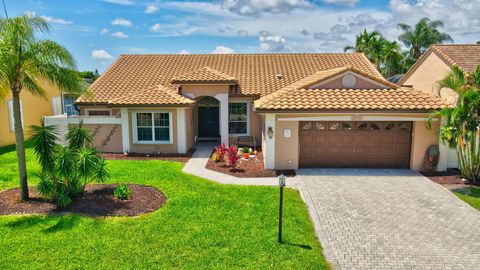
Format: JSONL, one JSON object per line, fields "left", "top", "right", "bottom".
{"left": 6, "top": 0, "right": 480, "bottom": 72}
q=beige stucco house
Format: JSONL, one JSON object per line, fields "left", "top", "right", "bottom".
{"left": 46, "top": 53, "right": 450, "bottom": 171}
{"left": 400, "top": 44, "right": 480, "bottom": 170}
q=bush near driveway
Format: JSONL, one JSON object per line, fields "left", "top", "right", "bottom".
{"left": 0, "top": 144, "right": 329, "bottom": 269}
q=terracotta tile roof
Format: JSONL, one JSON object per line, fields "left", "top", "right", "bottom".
{"left": 108, "top": 84, "right": 194, "bottom": 106}
{"left": 77, "top": 53, "right": 382, "bottom": 104}
{"left": 400, "top": 44, "right": 480, "bottom": 85}
{"left": 171, "top": 66, "right": 236, "bottom": 84}
{"left": 254, "top": 87, "right": 448, "bottom": 111}
{"left": 280, "top": 66, "right": 398, "bottom": 91}
{"left": 431, "top": 44, "right": 480, "bottom": 72}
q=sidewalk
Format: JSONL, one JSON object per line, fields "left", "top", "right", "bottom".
{"left": 183, "top": 142, "right": 298, "bottom": 186}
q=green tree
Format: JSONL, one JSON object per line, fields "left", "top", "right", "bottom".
{"left": 430, "top": 65, "right": 480, "bottom": 182}
{"left": 344, "top": 29, "right": 385, "bottom": 70}
{"left": 397, "top": 17, "right": 453, "bottom": 60}
{"left": 0, "top": 15, "right": 84, "bottom": 200}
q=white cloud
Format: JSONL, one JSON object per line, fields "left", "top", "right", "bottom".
{"left": 145, "top": 4, "right": 159, "bottom": 14}
{"left": 211, "top": 46, "right": 235, "bottom": 54}
{"left": 178, "top": 50, "right": 191, "bottom": 54}
{"left": 222, "top": 0, "right": 311, "bottom": 16}
{"left": 111, "top": 18, "right": 132, "bottom": 27}
{"left": 111, "top": 31, "right": 129, "bottom": 38}
{"left": 100, "top": 28, "right": 109, "bottom": 35}
{"left": 323, "top": 0, "right": 359, "bottom": 7}
{"left": 40, "top": 15, "right": 72, "bottom": 25}
{"left": 149, "top": 23, "right": 161, "bottom": 32}
{"left": 259, "top": 31, "right": 291, "bottom": 52}
{"left": 102, "top": 0, "right": 134, "bottom": 5}
{"left": 91, "top": 49, "right": 113, "bottom": 60}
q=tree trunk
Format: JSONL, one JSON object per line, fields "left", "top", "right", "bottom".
{"left": 12, "top": 90, "right": 29, "bottom": 200}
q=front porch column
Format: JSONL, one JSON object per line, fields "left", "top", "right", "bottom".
{"left": 177, "top": 108, "right": 187, "bottom": 154}
{"left": 215, "top": 93, "right": 229, "bottom": 145}
{"left": 264, "top": 113, "right": 276, "bottom": 169}
{"left": 120, "top": 108, "right": 130, "bottom": 153}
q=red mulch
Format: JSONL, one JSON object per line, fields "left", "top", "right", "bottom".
{"left": 421, "top": 169, "right": 467, "bottom": 185}
{"left": 0, "top": 184, "right": 166, "bottom": 217}
{"left": 102, "top": 148, "right": 195, "bottom": 163}
{"left": 206, "top": 151, "right": 296, "bottom": 178}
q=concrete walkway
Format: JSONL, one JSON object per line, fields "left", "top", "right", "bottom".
{"left": 183, "top": 142, "right": 287, "bottom": 186}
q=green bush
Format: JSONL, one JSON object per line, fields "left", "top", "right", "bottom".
{"left": 31, "top": 121, "right": 109, "bottom": 208}
{"left": 242, "top": 147, "right": 250, "bottom": 154}
{"left": 113, "top": 183, "right": 132, "bottom": 200}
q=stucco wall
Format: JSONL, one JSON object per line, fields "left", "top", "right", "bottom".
{"left": 128, "top": 108, "right": 179, "bottom": 154}
{"left": 274, "top": 119, "right": 299, "bottom": 170}
{"left": 0, "top": 80, "right": 61, "bottom": 147}
{"left": 83, "top": 124, "right": 123, "bottom": 152}
{"left": 311, "top": 73, "right": 387, "bottom": 89}
{"left": 79, "top": 106, "right": 120, "bottom": 117}
{"left": 402, "top": 53, "right": 451, "bottom": 97}
{"left": 410, "top": 120, "right": 440, "bottom": 171}
{"left": 181, "top": 84, "right": 229, "bottom": 98}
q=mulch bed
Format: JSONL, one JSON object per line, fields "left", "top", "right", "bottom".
{"left": 421, "top": 169, "right": 467, "bottom": 185}
{"left": 102, "top": 148, "right": 195, "bottom": 163}
{"left": 206, "top": 151, "right": 296, "bottom": 178}
{"left": 0, "top": 184, "right": 166, "bottom": 217}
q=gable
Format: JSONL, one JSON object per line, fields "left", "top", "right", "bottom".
{"left": 308, "top": 71, "right": 391, "bottom": 89}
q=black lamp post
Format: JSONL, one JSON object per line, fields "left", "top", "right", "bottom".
{"left": 278, "top": 173, "right": 286, "bottom": 243}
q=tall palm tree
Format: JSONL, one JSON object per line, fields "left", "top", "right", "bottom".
{"left": 344, "top": 29, "right": 386, "bottom": 71}
{"left": 430, "top": 65, "right": 480, "bottom": 182}
{"left": 380, "top": 40, "right": 407, "bottom": 78}
{"left": 397, "top": 17, "right": 453, "bottom": 60}
{"left": 0, "top": 15, "right": 84, "bottom": 200}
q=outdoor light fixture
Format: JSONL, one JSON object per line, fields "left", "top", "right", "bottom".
{"left": 268, "top": 127, "right": 274, "bottom": 139}
{"left": 278, "top": 173, "right": 286, "bottom": 243}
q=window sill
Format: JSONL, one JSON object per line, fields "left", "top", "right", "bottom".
{"left": 133, "top": 141, "right": 173, "bottom": 145}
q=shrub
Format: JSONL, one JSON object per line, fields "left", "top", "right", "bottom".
{"left": 242, "top": 147, "right": 250, "bottom": 154}
{"left": 225, "top": 145, "right": 239, "bottom": 168}
{"left": 114, "top": 183, "right": 132, "bottom": 200}
{"left": 212, "top": 143, "right": 228, "bottom": 163}
{"left": 31, "top": 121, "right": 109, "bottom": 208}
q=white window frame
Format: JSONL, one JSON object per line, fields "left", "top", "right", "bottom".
{"left": 85, "top": 108, "right": 112, "bottom": 117}
{"left": 132, "top": 110, "right": 173, "bottom": 144}
{"left": 228, "top": 101, "right": 250, "bottom": 136}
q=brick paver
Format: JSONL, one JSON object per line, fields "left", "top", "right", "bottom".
{"left": 297, "top": 168, "right": 480, "bottom": 270}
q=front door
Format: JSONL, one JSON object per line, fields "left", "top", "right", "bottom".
{"left": 198, "top": 106, "right": 220, "bottom": 138}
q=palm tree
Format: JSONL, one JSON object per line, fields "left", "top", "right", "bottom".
{"left": 344, "top": 29, "right": 386, "bottom": 71}
{"left": 397, "top": 17, "right": 453, "bottom": 60}
{"left": 430, "top": 65, "right": 480, "bottom": 182}
{"left": 0, "top": 15, "right": 84, "bottom": 200}
{"left": 380, "top": 40, "right": 408, "bottom": 78}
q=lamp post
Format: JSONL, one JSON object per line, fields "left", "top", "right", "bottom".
{"left": 278, "top": 173, "right": 286, "bottom": 243}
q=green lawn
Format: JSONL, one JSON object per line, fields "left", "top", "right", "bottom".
{"left": 0, "top": 144, "right": 328, "bottom": 269}
{"left": 453, "top": 187, "right": 480, "bottom": 210}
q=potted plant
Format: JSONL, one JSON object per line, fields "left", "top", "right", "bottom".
{"left": 242, "top": 147, "right": 250, "bottom": 159}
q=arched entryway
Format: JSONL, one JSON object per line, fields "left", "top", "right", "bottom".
{"left": 197, "top": 96, "right": 220, "bottom": 140}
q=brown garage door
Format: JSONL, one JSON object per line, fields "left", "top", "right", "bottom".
{"left": 299, "top": 121, "right": 412, "bottom": 168}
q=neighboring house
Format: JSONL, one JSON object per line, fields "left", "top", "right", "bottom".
{"left": 0, "top": 81, "right": 79, "bottom": 147}
{"left": 53, "top": 53, "right": 448, "bottom": 171}
{"left": 399, "top": 44, "right": 480, "bottom": 170}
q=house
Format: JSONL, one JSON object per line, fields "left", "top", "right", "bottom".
{"left": 0, "top": 80, "right": 79, "bottom": 147}
{"left": 61, "top": 53, "right": 448, "bottom": 171}
{"left": 399, "top": 44, "right": 480, "bottom": 170}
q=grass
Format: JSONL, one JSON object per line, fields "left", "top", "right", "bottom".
{"left": 0, "top": 143, "right": 329, "bottom": 269}
{"left": 453, "top": 186, "right": 480, "bottom": 210}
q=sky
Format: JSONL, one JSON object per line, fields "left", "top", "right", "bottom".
{"left": 6, "top": 0, "right": 480, "bottom": 72}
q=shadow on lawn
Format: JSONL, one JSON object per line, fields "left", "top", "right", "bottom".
{"left": 282, "top": 241, "right": 312, "bottom": 250}
{"left": 5, "top": 215, "right": 82, "bottom": 233}
{"left": 452, "top": 187, "right": 480, "bottom": 198}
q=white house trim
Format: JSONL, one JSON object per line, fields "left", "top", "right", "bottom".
{"left": 120, "top": 108, "right": 130, "bottom": 153}
{"left": 131, "top": 110, "right": 174, "bottom": 145}
{"left": 215, "top": 93, "right": 229, "bottom": 145}
{"left": 177, "top": 108, "right": 187, "bottom": 153}
{"left": 264, "top": 113, "right": 276, "bottom": 169}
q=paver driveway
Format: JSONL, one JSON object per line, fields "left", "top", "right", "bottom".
{"left": 296, "top": 169, "right": 480, "bottom": 270}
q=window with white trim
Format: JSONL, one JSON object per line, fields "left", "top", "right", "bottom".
{"left": 134, "top": 112, "right": 172, "bottom": 143}
{"left": 228, "top": 102, "right": 249, "bottom": 135}
{"left": 62, "top": 94, "right": 79, "bottom": 116}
